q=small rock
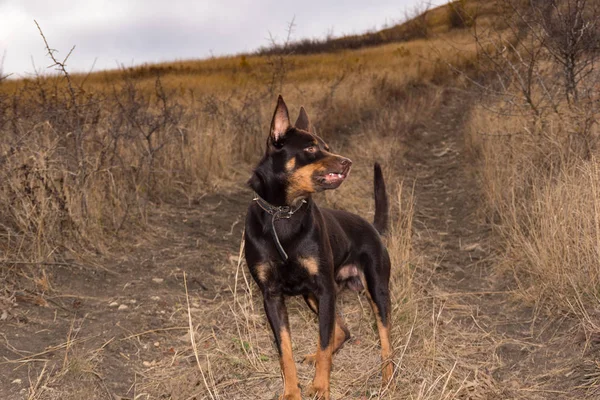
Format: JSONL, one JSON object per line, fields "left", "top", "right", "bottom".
{"left": 109, "top": 302, "right": 119, "bottom": 308}
{"left": 142, "top": 361, "right": 152, "bottom": 367}
{"left": 129, "top": 299, "right": 137, "bottom": 304}
{"left": 1, "top": 310, "right": 8, "bottom": 320}
{"left": 153, "top": 341, "right": 160, "bottom": 347}
{"left": 152, "top": 278, "right": 164, "bottom": 284}
{"left": 463, "top": 243, "right": 484, "bottom": 252}
{"left": 117, "top": 304, "right": 129, "bottom": 311}
{"left": 12, "top": 378, "right": 22, "bottom": 385}
{"left": 178, "top": 332, "right": 198, "bottom": 342}
{"left": 434, "top": 147, "right": 451, "bottom": 157}
{"left": 150, "top": 296, "right": 160, "bottom": 301}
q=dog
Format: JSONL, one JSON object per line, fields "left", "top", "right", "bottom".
{"left": 244, "top": 96, "right": 393, "bottom": 399}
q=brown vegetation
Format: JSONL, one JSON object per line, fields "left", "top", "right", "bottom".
{"left": 467, "top": 0, "right": 600, "bottom": 325}
{"left": 256, "top": 1, "right": 492, "bottom": 56}
{"left": 2, "top": 0, "right": 600, "bottom": 399}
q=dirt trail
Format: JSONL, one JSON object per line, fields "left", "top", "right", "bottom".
{"left": 0, "top": 192, "right": 250, "bottom": 399}
{"left": 405, "top": 90, "right": 591, "bottom": 399}
{"left": 1, "top": 89, "right": 589, "bottom": 399}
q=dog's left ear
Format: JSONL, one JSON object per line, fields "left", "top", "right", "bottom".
{"left": 295, "top": 106, "right": 312, "bottom": 132}
{"left": 270, "top": 95, "right": 291, "bottom": 144}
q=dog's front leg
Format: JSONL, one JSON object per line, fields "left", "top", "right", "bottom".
{"left": 263, "top": 293, "right": 301, "bottom": 400}
{"left": 306, "top": 288, "right": 335, "bottom": 399}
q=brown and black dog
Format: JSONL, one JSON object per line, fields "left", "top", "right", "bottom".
{"left": 244, "top": 96, "right": 393, "bottom": 399}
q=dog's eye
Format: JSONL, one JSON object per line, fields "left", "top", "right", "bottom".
{"left": 304, "top": 146, "right": 317, "bottom": 154}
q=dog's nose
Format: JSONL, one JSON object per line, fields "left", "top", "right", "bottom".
{"left": 340, "top": 158, "right": 352, "bottom": 167}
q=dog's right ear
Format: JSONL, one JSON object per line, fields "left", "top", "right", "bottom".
{"left": 295, "top": 106, "right": 311, "bottom": 132}
{"left": 270, "top": 95, "right": 291, "bottom": 144}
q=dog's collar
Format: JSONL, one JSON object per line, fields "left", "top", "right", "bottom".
{"left": 253, "top": 194, "right": 307, "bottom": 262}
{"left": 253, "top": 195, "right": 307, "bottom": 218}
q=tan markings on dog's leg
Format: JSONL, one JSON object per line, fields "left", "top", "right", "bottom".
{"left": 306, "top": 294, "right": 319, "bottom": 313}
{"left": 279, "top": 327, "right": 301, "bottom": 399}
{"left": 306, "top": 340, "right": 333, "bottom": 399}
{"left": 255, "top": 263, "right": 270, "bottom": 283}
{"left": 299, "top": 256, "right": 319, "bottom": 275}
{"left": 365, "top": 291, "right": 393, "bottom": 385}
{"left": 376, "top": 317, "right": 393, "bottom": 384}
{"left": 333, "top": 314, "right": 351, "bottom": 351}
{"left": 303, "top": 314, "right": 350, "bottom": 365}
{"left": 285, "top": 157, "right": 296, "bottom": 172}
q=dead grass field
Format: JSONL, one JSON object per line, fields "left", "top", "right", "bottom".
{"left": 2, "top": 1, "right": 600, "bottom": 399}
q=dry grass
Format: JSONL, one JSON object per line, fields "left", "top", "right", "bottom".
{"left": 0, "top": 3, "right": 520, "bottom": 399}
{"left": 2, "top": 318, "right": 111, "bottom": 400}
{"left": 5, "top": 1, "right": 600, "bottom": 396}
{"left": 134, "top": 181, "right": 461, "bottom": 400}
{"left": 0, "top": 25, "right": 478, "bottom": 265}
{"left": 130, "top": 183, "right": 505, "bottom": 399}
{"left": 468, "top": 95, "right": 600, "bottom": 329}
{"left": 124, "top": 80, "right": 507, "bottom": 399}
{"left": 461, "top": 0, "right": 600, "bottom": 344}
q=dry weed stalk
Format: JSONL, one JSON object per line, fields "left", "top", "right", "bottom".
{"left": 184, "top": 271, "right": 217, "bottom": 400}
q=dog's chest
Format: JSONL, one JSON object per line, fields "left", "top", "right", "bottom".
{"left": 273, "top": 259, "right": 319, "bottom": 296}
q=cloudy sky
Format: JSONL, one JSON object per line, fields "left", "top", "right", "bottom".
{"left": 0, "top": 0, "right": 445, "bottom": 77}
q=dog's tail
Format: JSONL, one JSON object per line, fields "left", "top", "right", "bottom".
{"left": 373, "top": 163, "right": 389, "bottom": 235}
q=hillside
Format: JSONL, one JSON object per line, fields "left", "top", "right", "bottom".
{"left": 1, "top": 1, "right": 600, "bottom": 399}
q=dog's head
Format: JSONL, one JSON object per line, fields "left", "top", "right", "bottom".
{"left": 249, "top": 96, "right": 352, "bottom": 205}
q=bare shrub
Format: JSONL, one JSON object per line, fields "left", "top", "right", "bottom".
{"left": 465, "top": 0, "right": 600, "bottom": 325}
{"left": 0, "top": 74, "right": 188, "bottom": 257}
{"left": 0, "top": 27, "right": 197, "bottom": 261}
{"left": 533, "top": 0, "right": 600, "bottom": 104}
{"left": 469, "top": 91, "right": 600, "bottom": 323}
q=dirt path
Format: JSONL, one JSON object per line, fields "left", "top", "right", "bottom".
{"left": 404, "top": 90, "right": 593, "bottom": 400}
{"left": 0, "top": 192, "right": 250, "bottom": 399}
{"left": 1, "top": 89, "right": 591, "bottom": 400}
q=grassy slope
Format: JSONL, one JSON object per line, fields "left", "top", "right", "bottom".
{"left": 0, "top": 2, "right": 482, "bottom": 398}
{"left": 3, "top": 0, "right": 599, "bottom": 399}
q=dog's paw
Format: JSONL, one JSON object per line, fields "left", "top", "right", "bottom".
{"left": 305, "top": 384, "right": 330, "bottom": 399}
{"left": 302, "top": 353, "right": 317, "bottom": 365}
{"left": 280, "top": 391, "right": 302, "bottom": 400}
{"left": 382, "top": 361, "right": 394, "bottom": 385}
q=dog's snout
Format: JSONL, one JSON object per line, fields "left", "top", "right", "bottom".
{"left": 340, "top": 158, "right": 352, "bottom": 167}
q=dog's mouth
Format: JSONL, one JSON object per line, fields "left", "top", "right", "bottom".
{"left": 316, "top": 164, "right": 351, "bottom": 188}
{"left": 323, "top": 171, "right": 348, "bottom": 184}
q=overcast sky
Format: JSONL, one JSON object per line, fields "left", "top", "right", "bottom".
{"left": 0, "top": 0, "right": 446, "bottom": 77}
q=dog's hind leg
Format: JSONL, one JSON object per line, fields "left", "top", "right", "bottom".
{"left": 362, "top": 254, "right": 394, "bottom": 385}
{"left": 263, "top": 293, "right": 301, "bottom": 400}
{"left": 301, "top": 294, "right": 351, "bottom": 365}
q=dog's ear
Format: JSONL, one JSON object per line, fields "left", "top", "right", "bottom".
{"left": 270, "top": 95, "right": 291, "bottom": 143}
{"left": 295, "top": 106, "right": 311, "bottom": 132}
